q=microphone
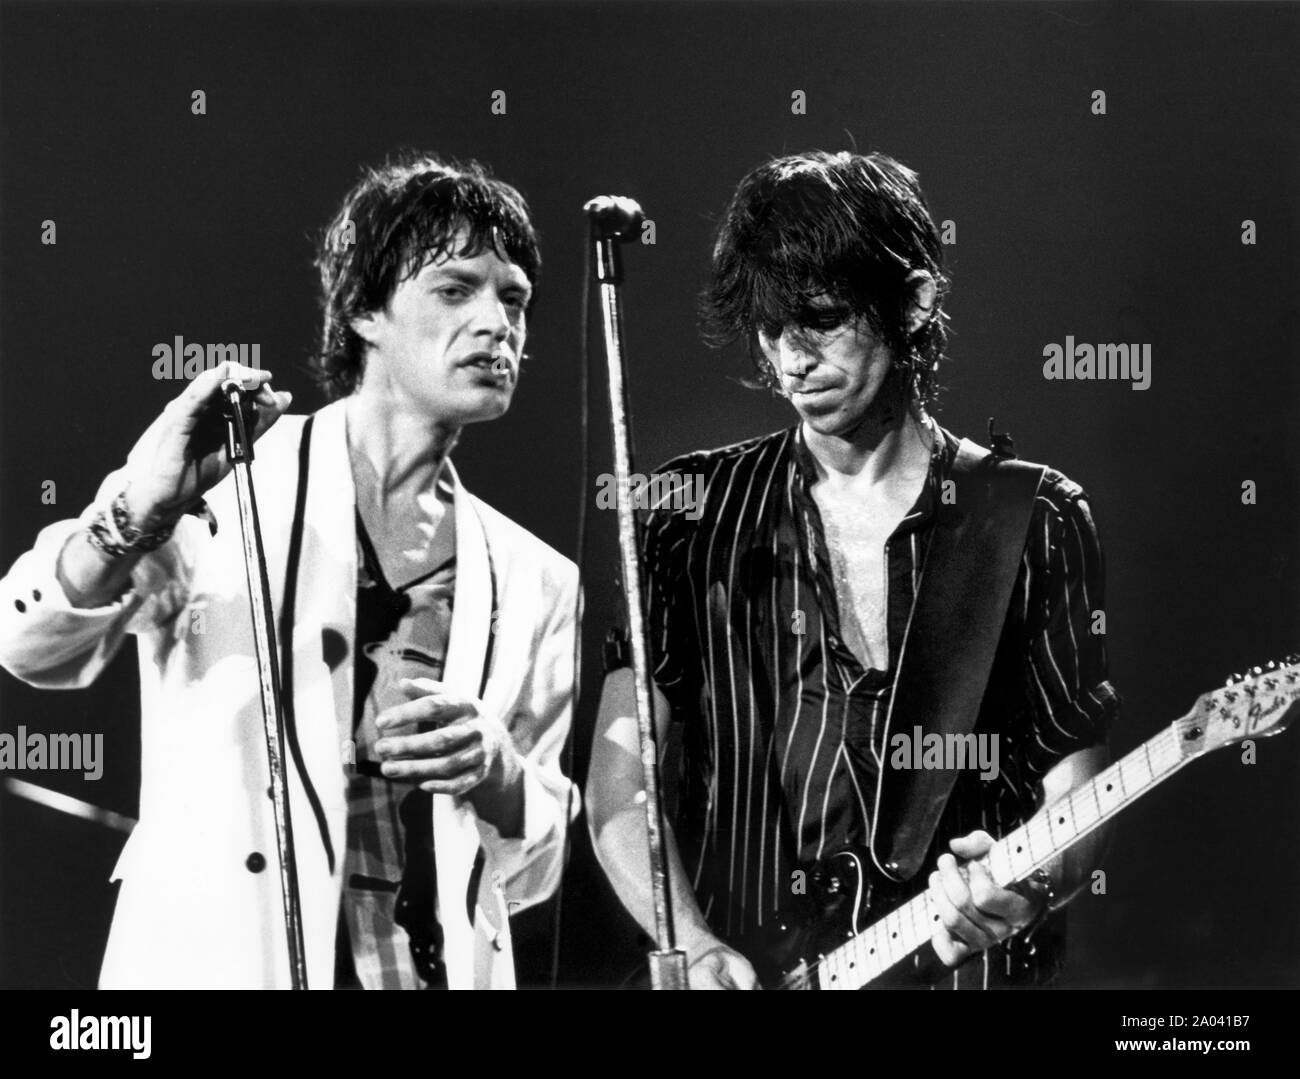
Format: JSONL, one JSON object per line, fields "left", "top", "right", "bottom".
{"left": 583, "top": 195, "right": 645, "bottom": 241}
{"left": 219, "top": 379, "right": 258, "bottom": 462}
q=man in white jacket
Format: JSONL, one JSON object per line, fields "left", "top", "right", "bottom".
{"left": 0, "top": 153, "right": 580, "bottom": 989}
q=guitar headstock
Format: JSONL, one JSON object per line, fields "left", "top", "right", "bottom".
{"left": 1175, "top": 656, "right": 1300, "bottom": 761}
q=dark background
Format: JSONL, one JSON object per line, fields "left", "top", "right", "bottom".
{"left": 1, "top": 0, "right": 1297, "bottom": 989}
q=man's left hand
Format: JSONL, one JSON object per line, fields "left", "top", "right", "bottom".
{"left": 928, "top": 829, "right": 1046, "bottom": 968}
{"left": 374, "top": 678, "right": 524, "bottom": 834}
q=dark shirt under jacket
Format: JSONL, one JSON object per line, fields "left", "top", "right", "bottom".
{"left": 642, "top": 421, "right": 1120, "bottom": 986}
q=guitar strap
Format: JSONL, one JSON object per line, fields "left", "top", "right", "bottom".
{"left": 868, "top": 436, "right": 1047, "bottom": 882}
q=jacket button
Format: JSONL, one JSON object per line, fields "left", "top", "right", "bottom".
{"left": 245, "top": 852, "right": 266, "bottom": 873}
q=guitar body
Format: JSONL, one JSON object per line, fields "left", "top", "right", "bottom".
{"left": 737, "top": 849, "right": 922, "bottom": 989}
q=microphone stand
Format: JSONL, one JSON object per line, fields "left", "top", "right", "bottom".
{"left": 221, "top": 381, "right": 308, "bottom": 990}
{"left": 584, "top": 197, "right": 688, "bottom": 990}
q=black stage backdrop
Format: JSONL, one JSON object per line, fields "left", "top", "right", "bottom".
{"left": 1, "top": 0, "right": 1297, "bottom": 990}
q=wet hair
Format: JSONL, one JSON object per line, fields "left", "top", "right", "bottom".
{"left": 313, "top": 151, "right": 541, "bottom": 400}
{"left": 700, "top": 150, "right": 950, "bottom": 406}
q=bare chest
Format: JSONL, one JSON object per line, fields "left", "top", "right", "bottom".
{"left": 357, "top": 486, "right": 455, "bottom": 589}
{"left": 811, "top": 488, "right": 910, "bottom": 672}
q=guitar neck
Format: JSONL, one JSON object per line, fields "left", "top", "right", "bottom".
{"left": 811, "top": 724, "right": 1189, "bottom": 991}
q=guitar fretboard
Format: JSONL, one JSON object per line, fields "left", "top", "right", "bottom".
{"left": 809, "top": 724, "right": 1188, "bottom": 990}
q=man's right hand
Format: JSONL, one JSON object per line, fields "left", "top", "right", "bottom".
{"left": 121, "top": 362, "right": 292, "bottom": 529}
{"left": 686, "top": 938, "right": 761, "bottom": 990}
{"left": 54, "top": 363, "right": 292, "bottom": 609}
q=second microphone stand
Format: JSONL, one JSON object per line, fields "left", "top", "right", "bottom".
{"left": 585, "top": 197, "right": 689, "bottom": 990}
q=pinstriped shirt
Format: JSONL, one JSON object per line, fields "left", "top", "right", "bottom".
{"left": 643, "top": 422, "right": 1120, "bottom": 979}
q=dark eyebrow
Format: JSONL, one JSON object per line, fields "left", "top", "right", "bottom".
{"left": 421, "top": 266, "right": 483, "bottom": 286}
{"left": 421, "top": 265, "right": 531, "bottom": 298}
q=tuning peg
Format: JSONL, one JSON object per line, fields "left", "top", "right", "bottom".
{"left": 1251, "top": 666, "right": 1264, "bottom": 677}
{"left": 1265, "top": 660, "right": 1278, "bottom": 671}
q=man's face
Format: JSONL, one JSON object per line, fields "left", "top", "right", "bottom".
{"left": 757, "top": 307, "right": 897, "bottom": 436}
{"left": 353, "top": 232, "right": 532, "bottom": 426}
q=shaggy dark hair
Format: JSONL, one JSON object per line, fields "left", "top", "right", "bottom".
{"left": 313, "top": 151, "right": 541, "bottom": 400}
{"left": 700, "top": 150, "right": 950, "bottom": 406}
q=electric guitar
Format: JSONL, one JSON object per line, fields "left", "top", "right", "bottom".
{"left": 742, "top": 657, "right": 1300, "bottom": 989}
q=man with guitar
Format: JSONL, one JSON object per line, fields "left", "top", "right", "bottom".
{"left": 588, "top": 150, "right": 1118, "bottom": 989}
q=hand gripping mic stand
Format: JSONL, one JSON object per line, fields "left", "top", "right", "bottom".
{"left": 584, "top": 197, "right": 689, "bottom": 990}
{"left": 221, "top": 381, "right": 308, "bottom": 989}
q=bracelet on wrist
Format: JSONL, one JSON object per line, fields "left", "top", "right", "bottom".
{"left": 86, "top": 490, "right": 177, "bottom": 559}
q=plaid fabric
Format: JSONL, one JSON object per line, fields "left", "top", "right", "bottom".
{"left": 339, "top": 515, "right": 455, "bottom": 990}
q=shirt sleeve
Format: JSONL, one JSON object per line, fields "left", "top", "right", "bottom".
{"left": 1018, "top": 476, "right": 1121, "bottom": 777}
{"left": 0, "top": 468, "right": 202, "bottom": 688}
{"left": 641, "top": 461, "right": 704, "bottom": 714}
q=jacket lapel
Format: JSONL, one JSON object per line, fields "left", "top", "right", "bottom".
{"left": 432, "top": 458, "right": 498, "bottom": 989}
{"left": 287, "top": 413, "right": 503, "bottom": 989}
{"left": 288, "top": 401, "right": 357, "bottom": 851}
{"left": 226, "top": 399, "right": 358, "bottom": 987}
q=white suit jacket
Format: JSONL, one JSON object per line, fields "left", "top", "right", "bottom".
{"left": 0, "top": 399, "right": 580, "bottom": 989}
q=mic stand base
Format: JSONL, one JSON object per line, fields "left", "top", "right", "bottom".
{"left": 648, "top": 949, "right": 689, "bottom": 991}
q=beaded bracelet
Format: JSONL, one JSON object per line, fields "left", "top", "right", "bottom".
{"left": 86, "top": 490, "right": 177, "bottom": 558}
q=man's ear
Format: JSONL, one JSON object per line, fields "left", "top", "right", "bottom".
{"left": 904, "top": 270, "right": 937, "bottom": 335}
{"left": 350, "top": 310, "right": 383, "bottom": 347}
